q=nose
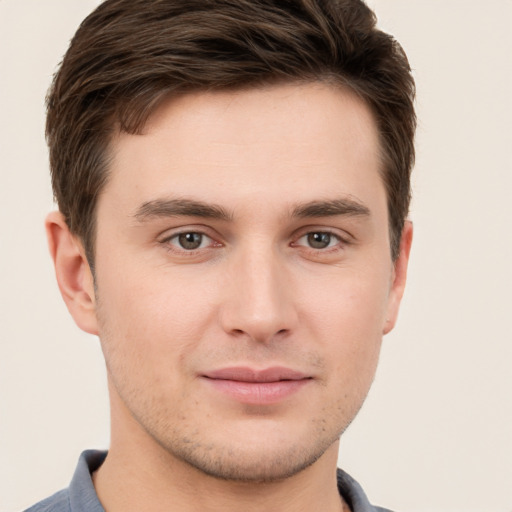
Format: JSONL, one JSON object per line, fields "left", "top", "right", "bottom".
{"left": 219, "top": 244, "right": 298, "bottom": 344}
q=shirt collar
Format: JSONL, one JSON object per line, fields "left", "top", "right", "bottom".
{"left": 68, "top": 450, "right": 106, "bottom": 512}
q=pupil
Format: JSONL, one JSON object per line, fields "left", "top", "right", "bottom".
{"left": 308, "top": 232, "right": 330, "bottom": 249}
{"left": 179, "top": 233, "right": 202, "bottom": 250}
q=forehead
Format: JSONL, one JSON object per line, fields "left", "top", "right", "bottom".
{"left": 102, "top": 82, "right": 383, "bottom": 215}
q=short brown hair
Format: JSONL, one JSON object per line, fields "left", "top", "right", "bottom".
{"left": 46, "top": 0, "right": 415, "bottom": 267}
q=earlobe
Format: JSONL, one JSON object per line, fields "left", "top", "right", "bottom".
{"left": 46, "top": 211, "right": 99, "bottom": 335}
{"left": 383, "top": 221, "right": 413, "bottom": 335}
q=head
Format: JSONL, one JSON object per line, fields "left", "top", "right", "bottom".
{"left": 47, "top": 0, "right": 415, "bottom": 270}
{"left": 46, "top": 0, "right": 415, "bottom": 484}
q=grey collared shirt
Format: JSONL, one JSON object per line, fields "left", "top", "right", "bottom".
{"left": 24, "top": 450, "right": 393, "bottom": 512}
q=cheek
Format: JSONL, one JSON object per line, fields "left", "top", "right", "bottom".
{"left": 94, "top": 260, "right": 218, "bottom": 380}
{"left": 300, "top": 266, "right": 390, "bottom": 379}
{"left": 303, "top": 265, "right": 391, "bottom": 338}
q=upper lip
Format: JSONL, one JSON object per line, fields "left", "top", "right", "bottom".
{"left": 203, "top": 366, "right": 310, "bottom": 383}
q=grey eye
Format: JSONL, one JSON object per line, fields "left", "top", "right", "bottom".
{"left": 177, "top": 232, "right": 204, "bottom": 250}
{"left": 307, "top": 232, "right": 332, "bottom": 249}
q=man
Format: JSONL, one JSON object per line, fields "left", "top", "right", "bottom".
{"left": 27, "top": 0, "right": 415, "bottom": 510}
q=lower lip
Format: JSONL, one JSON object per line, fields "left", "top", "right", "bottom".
{"left": 204, "top": 378, "right": 310, "bottom": 404}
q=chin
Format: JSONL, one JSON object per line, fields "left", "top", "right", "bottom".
{"left": 176, "top": 448, "right": 320, "bottom": 483}
{"left": 162, "top": 427, "right": 340, "bottom": 483}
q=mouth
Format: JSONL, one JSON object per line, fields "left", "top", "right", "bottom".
{"left": 201, "top": 366, "right": 313, "bottom": 404}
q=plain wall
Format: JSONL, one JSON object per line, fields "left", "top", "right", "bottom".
{"left": 1, "top": 1, "right": 511, "bottom": 511}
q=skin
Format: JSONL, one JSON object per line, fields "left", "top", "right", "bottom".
{"left": 47, "top": 82, "right": 412, "bottom": 512}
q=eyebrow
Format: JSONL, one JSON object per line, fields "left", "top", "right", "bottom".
{"left": 133, "top": 196, "right": 370, "bottom": 223}
{"left": 133, "top": 198, "right": 233, "bottom": 222}
{"left": 291, "top": 198, "right": 371, "bottom": 219}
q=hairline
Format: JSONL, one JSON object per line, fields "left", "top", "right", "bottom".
{"left": 81, "top": 77, "right": 401, "bottom": 273}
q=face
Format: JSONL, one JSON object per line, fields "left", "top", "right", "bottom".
{"left": 81, "top": 83, "right": 409, "bottom": 481}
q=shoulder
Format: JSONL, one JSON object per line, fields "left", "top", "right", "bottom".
{"left": 23, "top": 489, "right": 70, "bottom": 512}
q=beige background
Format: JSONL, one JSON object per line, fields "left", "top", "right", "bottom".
{"left": 1, "top": 1, "right": 511, "bottom": 511}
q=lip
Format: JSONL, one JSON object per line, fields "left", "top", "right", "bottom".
{"left": 201, "top": 366, "right": 312, "bottom": 404}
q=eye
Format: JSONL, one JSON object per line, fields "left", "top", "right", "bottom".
{"left": 168, "top": 232, "right": 212, "bottom": 250}
{"left": 295, "top": 231, "right": 341, "bottom": 250}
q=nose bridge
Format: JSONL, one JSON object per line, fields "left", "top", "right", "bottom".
{"left": 220, "top": 238, "right": 296, "bottom": 342}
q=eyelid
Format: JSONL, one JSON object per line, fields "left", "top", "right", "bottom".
{"left": 158, "top": 224, "right": 219, "bottom": 241}
{"left": 294, "top": 232, "right": 341, "bottom": 248}
{"left": 158, "top": 225, "right": 223, "bottom": 252}
{"left": 291, "top": 226, "right": 352, "bottom": 244}
{"left": 168, "top": 232, "right": 212, "bottom": 250}
{"left": 289, "top": 227, "right": 354, "bottom": 262}
{"left": 156, "top": 224, "right": 352, "bottom": 255}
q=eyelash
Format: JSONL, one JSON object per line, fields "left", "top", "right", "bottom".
{"left": 159, "top": 228, "right": 350, "bottom": 256}
{"left": 291, "top": 229, "right": 350, "bottom": 256}
{"left": 160, "top": 230, "right": 220, "bottom": 255}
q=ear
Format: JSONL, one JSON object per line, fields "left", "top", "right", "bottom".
{"left": 46, "top": 211, "right": 99, "bottom": 335}
{"left": 383, "top": 220, "right": 413, "bottom": 335}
